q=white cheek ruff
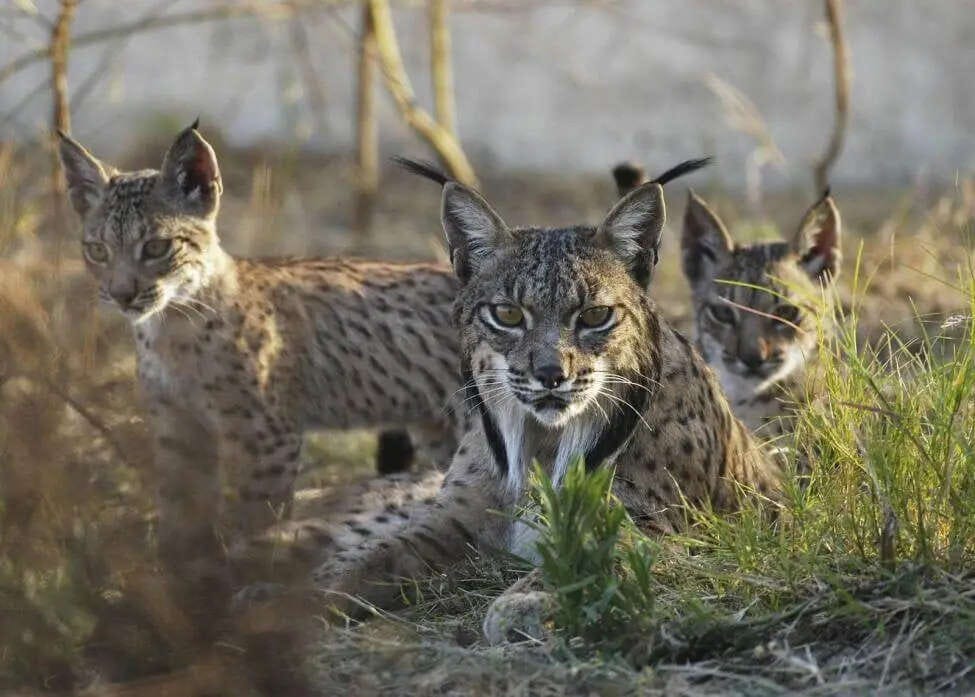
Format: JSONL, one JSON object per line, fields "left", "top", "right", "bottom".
{"left": 551, "top": 417, "right": 600, "bottom": 488}
{"left": 476, "top": 351, "right": 529, "bottom": 496}
{"left": 756, "top": 342, "right": 809, "bottom": 394}
{"left": 495, "top": 398, "right": 527, "bottom": 497}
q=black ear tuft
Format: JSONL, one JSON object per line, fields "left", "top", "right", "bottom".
{"left": 160, "top": 126, "right": 222, "bottom": 217}
{"left": 652, "top": 157, "right": 712, "bottom": 186}
{"left": 190, "top": 116, "right": 200, "bottom": 131}
{"left": 393, "top": 156, "right": 451, "bottom": 187}
{"left": 612, "top": 162, "right": 647, "bottom": 197}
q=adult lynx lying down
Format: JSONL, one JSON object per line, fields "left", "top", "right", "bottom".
{"left": 309, "top": 158, "right": 781, "bottom": 614}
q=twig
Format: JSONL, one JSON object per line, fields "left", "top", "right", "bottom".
{"left": 49, "top": 0, "right": 76, "bottom": 230}
{"left": 813, "top": 0, "right": 851, "bottom": 193}
{"left": 367, "top": 0, "right": 478, "bottom": 187}
{"left": 17, "top": 373, "right": 138, "bottom": 469}
{"left": 429, "top": 0, "right": 456, "bottom": 135}
{"left": 289, "top": 17, "right": 329, "bottom": 134}
{"left": 0, "top": 3, "right": 295, "bottom": 88}
{"left": 71, "top": 0, "right": 177, "bottom": 114}
{"left": 354, "top": 2, "right": 379, "bottom": 234}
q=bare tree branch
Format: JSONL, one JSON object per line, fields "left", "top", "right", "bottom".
{"left": 0, "top": 4, "right": 294, "bottom": 88}
{"left": 12, "top": 372, "right": 138, "bottom": 469}
{"left": 813, "top": 0, "right": 851, "bottom": 194}
{"left": 429, "top": 0, "right": 455, "bottom": 135}
{"left": 367, "top": 0, "right": 478, "bottom": 187}
{"left": 289, "top": 17, "right": 329, "bottom": 135}
{"left": 355, "top": 2, "right": 379, "bottom": 234}
{"left": 49, "top": 0, "right": 76, "bottom": 230}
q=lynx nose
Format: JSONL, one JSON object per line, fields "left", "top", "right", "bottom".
{"left": 739, "top": 338, "right": 769, "bottom": 372}
{"left": 533, "top": 364, "right": 566, "bottom": 390}
{"left": 740, "top": 352, "right": 765, "bottom": 371}
{"left": 110, "top": 286, "right": 138, "bottom": 308}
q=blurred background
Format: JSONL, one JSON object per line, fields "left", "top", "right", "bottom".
{"left": 2, "top": 1, "right": 974, "bottom": 693}
{"left": 5, "top": 1, "right": 975, "bottom": 189}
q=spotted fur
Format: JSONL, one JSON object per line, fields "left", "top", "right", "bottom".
{"left": 58, "top": 127, "right": 466, "bottom": 567}
{"left": 312, "top": 159, "right": 780, "bottom": 610}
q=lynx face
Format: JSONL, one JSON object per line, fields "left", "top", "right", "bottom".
{"left": 443, "top": 179, "right": 665, "bottom": 488}
{"left": 681, "top": 191, "right": 841, "bottom": 392}
{"left": 60, "top": 127, "right": 224, "bottom": 323}
{"left": 462, "top": 228, "right": 651, "bottom": 429}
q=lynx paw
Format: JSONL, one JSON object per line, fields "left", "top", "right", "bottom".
{"left": 482, "top": 588, "right": 555, "bottom": 645}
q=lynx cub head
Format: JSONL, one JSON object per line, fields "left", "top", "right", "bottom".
{"left": 59, "top": 123, "right": 224, "bottom": 323}
{"left": 680, "top": 191, "right": 841, "bottom": 389}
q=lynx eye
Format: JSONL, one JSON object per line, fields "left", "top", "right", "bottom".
{"left": 707, "top": 301, "right": 736, "bottom": 325}
{"left": 773, "top": 304, "right": 801, "bottom": 326}
{"left": 84, "top": 242, "right": 109, "bottom": 263}
{"left": 490, "top": 303, "right": 525, "bottom": 328}
{"left": 142, "top": 238, "right": 172, "bottom": 260}
{"left": 577, "top": 305, "right": 613, "bottom": 329}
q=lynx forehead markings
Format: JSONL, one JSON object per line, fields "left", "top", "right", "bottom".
{"left": 613, "top": 162, "right": 841, "bottom": 442}
{"left": 310, "top": 157, "right": 780, "bottom": 614}
{"left": 58, "top": 126, "right": 466, "bottom": 571}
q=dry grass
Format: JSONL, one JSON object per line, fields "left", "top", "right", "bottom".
{"left": 1, "top": 134, "right": 973, "bottom": 694}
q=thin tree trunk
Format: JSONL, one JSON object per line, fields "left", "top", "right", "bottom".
{"left": 290, "top": 18, "right": 328, "bottom": 136}
{"left": 367, "top": 0, "right": 477, "bottom": 187}
{"left": 355, "top": 2, "right": 379, "bottom": 235}
{"left": 813, "top": 0, "right": 851, "bottom": 194}
{"left": 428, "top": 0, "right": 455, "bottom": 135}
{"left": 50, "top": 0, "right": 77, "bottom": 216}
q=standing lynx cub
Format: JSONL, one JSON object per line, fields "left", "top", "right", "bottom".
{"left": 614, "top": 164, "right": 841, "bottom": 443}
{"left": 58, "top": 125, "right": 463, "bottom": 567}
{"left": 311, "top": 158, "right": 780, "bottom": 610}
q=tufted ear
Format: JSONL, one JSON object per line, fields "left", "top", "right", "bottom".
{"left": 794, "top": 190, "right": 841, "bottom": 282}
{"left": 58, "top": 131, "right": 110, "bottom": 219}
{"left": 594, "top": 181, "right": 665, "bottom": 287}
{"left": 441, "top": 183, "right": 511, "bottom": 282}
{"left": 611, "top": 161, "right": 647, "bottom": 197}
{"left": 159, "top": 121, "right": 223, "bottom": 218}
{"left": 681, "top": 190, "right": 734, "bottom": 294}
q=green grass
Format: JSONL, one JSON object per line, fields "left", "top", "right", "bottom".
{"left": 510, "top": 249, "right": 975, "bottom": 692}
{"left": 315, "top": 262, "right": 975, "bottom": 694}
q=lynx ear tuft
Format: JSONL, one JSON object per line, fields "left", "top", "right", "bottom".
{"left": 612, "top": 162, "right": 647, "bottom": 197}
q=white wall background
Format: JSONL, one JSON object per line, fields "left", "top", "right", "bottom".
{"left": 3, "top": 0, "right": 974, "bottom": 190}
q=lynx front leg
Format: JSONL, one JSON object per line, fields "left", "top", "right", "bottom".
{"left": 313, "top": 436, "right": 509, "bottom": 611}
{"left": 409, "top": 396, "right": 473, "bottom": 471}
{"left": 215, "top": 408, "right": 304, "bottom": 542}
{"left": 150, "top": 400, "right": 229, "bottom": 626}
